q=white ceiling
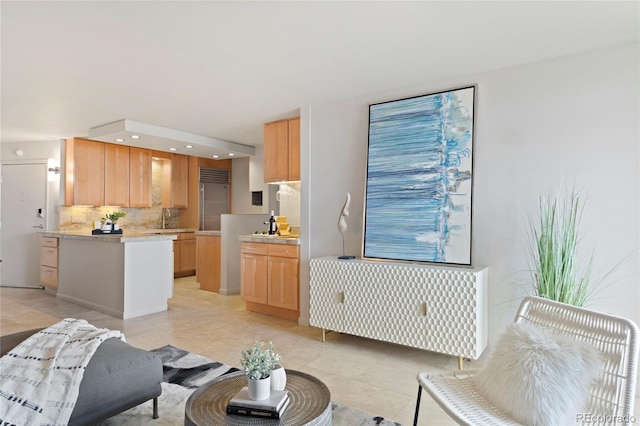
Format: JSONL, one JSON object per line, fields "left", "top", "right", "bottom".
{"left": 1, "top": 1, "right": 638, "bottom": 157}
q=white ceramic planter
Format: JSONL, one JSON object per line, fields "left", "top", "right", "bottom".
{"left": 270, "top": 364, "right": 286, "bottom": 391}
{"left": 247, "top": 376, "right": 271, "bottom": 400}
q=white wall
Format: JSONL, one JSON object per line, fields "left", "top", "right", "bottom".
{"left": 302, "top": 43, "right": 640, "bottom": 345}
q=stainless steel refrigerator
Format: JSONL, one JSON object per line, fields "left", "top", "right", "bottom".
{"left": 199, "top": 168, "right": 230, "bottom": 230}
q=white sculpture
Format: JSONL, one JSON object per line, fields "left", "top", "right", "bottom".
{"left": 338, "top": 192, "right": 355, "bottom": 259}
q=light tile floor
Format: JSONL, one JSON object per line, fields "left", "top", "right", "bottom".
{"left": 1, "top": 277, "right": 638, "bottom": 425}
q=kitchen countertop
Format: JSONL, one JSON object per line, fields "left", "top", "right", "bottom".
{"left": 138, "top": 228, "right": 197, "bottom": 234}
{"left": 40, "top": 230, "right": 178, "bottom": 243}
{"left": 195, "top": 230, "right": 222, "bottom": 236}
{"left": 239, "top": 234, "right": 300, "bottom": 245}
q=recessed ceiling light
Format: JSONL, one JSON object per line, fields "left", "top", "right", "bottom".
{"left": 130, "top": 135, "right": 140, "bottom": 139}
{"left": 185, "top": 145, "right": 193, "bottom": 149}
{"left": 115, "top": 138, "right": 124, "bottom": 142}
{"left": 169, "top": 148, "right": 177, "bottom": 151}
{"left": 212, "top": 155, "right": 219, "bottom": 159}
{"left": 228, "top": 153, "right": 235, "bottom": 157}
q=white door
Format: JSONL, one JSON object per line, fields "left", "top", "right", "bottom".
{"left": 0, "top": 162, "right": 47, "bottom": 288}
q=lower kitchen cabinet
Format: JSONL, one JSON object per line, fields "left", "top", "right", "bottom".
{"left": 40, "top": 237, "right": 59, "bottom": 289}
{"left": 174, "top": 232, "right": 196, "bottom": 278}
{"left": 196, "top": 234, "right": 221, "bottom": 292}
{"left": 240, "top": 242, "right": 299, "bottom": 320}
{"left": 240, "top": 243, "right": 268, "bottom": 303}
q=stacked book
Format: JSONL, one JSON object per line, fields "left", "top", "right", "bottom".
{"left": 226, "top": 387, "right": 290, "bottom": 419}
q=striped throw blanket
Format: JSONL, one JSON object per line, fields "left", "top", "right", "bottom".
{"left": 0, "top": 318, "right": 124, "bottom": 426}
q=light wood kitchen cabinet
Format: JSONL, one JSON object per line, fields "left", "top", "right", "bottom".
{"left": 104, "top": 143, "right": 130, "bottom": 206}
{"left": 162, "top": 153, "right": 189, "bottom": 208}
{"left": 40, "top": 237, "right": 59, "bottom": 289}
{"left": 174, "top": 232, "right": 196, "bottom": 277}
{"left": 65, "top": 138, "right": 105, "bottom": 206}
{"left": 66, "top": 138, "right": 153, "bottom": 207}
{"left": 241, "top": 243, "right": 269, "bottom": 303}
{"left": 181, "top": 235, "right": 196, "bottom": 271}
{"left": 173, "top": 240, "right": 180, "bottom": 275}
{"left": 266, "top": 245, "right": 299, "bottom": 311}
{"left": 240, "top": 242, "right": 299, "bottom": 320}
{"left": 263, "top": 117, "right": 300, "bottom": 183}
{"left": 287, "top": 118, "right": 300, "bottom": 181}
{"left": 196, "top": 234, "right": 221, "bottom": 293}
{"left": 129, "top": 147, "right": 152, "bottom": 207}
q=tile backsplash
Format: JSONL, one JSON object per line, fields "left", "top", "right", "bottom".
{"left": 59, "top": 159, "right": 179, "bottom": 232}
{"left": 278, "top": 183, "right": 300, "bottom": 227}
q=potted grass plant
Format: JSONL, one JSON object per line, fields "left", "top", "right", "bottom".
{"left": 240, "top": 341, "right": 280, "bottom": 400}
{"left": 101, "top": 211, "right": 126, "bottom": 232}
{"left": 525, "top": 185, "right": 594, "bottom": 307}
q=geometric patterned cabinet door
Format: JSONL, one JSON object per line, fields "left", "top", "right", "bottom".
{"left": 310, "top": 257, "right": 488, "bottom": 366}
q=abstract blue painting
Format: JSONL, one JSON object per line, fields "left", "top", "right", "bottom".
{"left": 363, "top": 85, "right": 475, "bottom": 265}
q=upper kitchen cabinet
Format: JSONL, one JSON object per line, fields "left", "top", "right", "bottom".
{"left": 264, "top": 117, "right": 300, "bottom": 183}
{"left": 104, "top": 143, "right": 130, "bottom": 207}
{"left": 129, "top": 147, "right": 152, "bottom": 207}
{"left": 65, "top": 138, "right": 152, "bottom": 207}
{"left": 287, "top": 118, "right": 300, "bottom": 181}
{"left": 65, "top": 138, "right": 105, "bottom": 206}
{"left": 162, "top": 153, "right": 189, "bottom": 208}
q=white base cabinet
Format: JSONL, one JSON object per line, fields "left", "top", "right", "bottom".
{"left": 310, "top": 257, "right": 488, "bottom": 362}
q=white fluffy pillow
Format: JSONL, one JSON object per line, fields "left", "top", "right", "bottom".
{"left": 472, "top": 322, "right": 602, "bottom": 425}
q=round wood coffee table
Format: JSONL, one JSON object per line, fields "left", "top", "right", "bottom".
{"left": 184, "top": 369, "right": 331, "bottom": 425}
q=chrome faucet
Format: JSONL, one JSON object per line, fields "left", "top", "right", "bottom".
{"left": 161, "top": 208, "right": 172, "bottom": 229}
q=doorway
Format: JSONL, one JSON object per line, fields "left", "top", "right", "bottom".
{"left": 1, "top": 161, "right": 48, "bottom": 288}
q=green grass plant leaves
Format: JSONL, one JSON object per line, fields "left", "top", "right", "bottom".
{"left": 526, "top": 185, "right": 594, "bottom": 307}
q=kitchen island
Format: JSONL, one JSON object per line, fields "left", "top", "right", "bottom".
{"left": 40, "top": 231, "right": 176, "bottom": 319}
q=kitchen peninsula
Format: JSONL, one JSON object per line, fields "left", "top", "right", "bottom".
{"left": 40, "top": 231, "right": 176, "bottom": 319}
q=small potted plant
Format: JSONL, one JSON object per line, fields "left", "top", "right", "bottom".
{"left": 102, "top": 211, "right": 126, "bottom": 231}
{"left": 240, "top": 341, "right": 280, "bottom": 400}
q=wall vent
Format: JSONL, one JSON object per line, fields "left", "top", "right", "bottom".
{"left": 199, "top": 167, "right": 229, "bottom": 184}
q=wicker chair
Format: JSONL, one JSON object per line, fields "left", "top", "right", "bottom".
{"left": 413, "top": 296, "right": 639, "bottom": 425}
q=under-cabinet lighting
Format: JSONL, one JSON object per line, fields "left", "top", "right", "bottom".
{"left": 185, "top": 145, "right": 193, "bottom": 149}
{"left": 169, "top": 148, "right": 177, "bottom": 151}
{"left": 115, "top": 138, "right": 124, "bottom": 142}
{"left": 130, "top": 135, "right": 140, "bottom": 139}
{"left": 228, "top": 153, "right": 235, "bottom": 157}
{"left": 212, "top": 155, "right": 219, "bottom": 159}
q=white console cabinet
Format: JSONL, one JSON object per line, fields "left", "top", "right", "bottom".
{"left": 309, "top": 257, "right": 488, "bottom": 367}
